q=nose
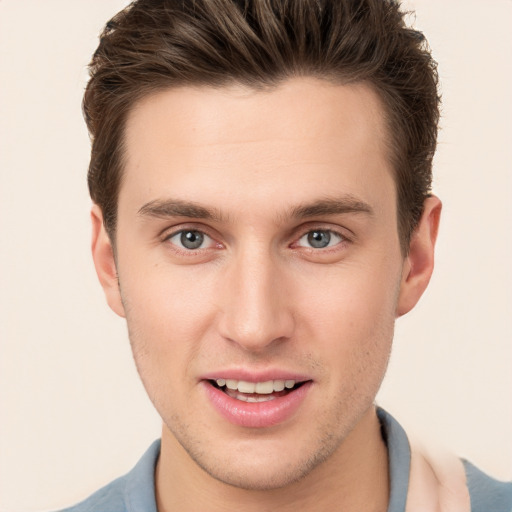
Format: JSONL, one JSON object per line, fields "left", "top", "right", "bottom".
{"left": 216, "top": 247, "right": 295, "bottom": 353}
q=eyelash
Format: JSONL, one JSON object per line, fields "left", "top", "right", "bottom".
{"left": 162, "top": 227, "right": 219, "bottom": 254}
{"left": 294, "top": 229, "right": 347, "bottom": 251}
{"left": 162, "top": 226, "right": 351, "bottom": 255}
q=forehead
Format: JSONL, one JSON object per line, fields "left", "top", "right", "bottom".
{"left": 120, "top": 78, "right": 394, "bottom": 220}
{"left": 125, "top": 78, "right": 389, "bottom": 158}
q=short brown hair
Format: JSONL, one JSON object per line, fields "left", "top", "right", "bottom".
{"left": 84, "top": 0, "right": 439, "bottom": 253}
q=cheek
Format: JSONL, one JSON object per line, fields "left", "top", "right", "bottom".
{"left": 119, "top": 254, "right": 217, "bottom": 326}
{"left": 306, "top": 256, "right": 400, "bottom": 327}
{"left": 301, "top": 258, "right": 401, "bottom": 375}
{"left": 117, "top": 266, "right": 218, "bottom": 415}
{"left": 116, "top": 258, "right": 221, "bottom": 382}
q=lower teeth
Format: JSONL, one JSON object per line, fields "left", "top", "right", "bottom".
{"left": 224, "top": 388, "right": 277, "bottom": 402}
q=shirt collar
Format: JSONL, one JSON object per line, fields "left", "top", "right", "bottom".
{"left": 124, "top": 439, "right": 160, "bottom": 512}
{"left": 377, "top": 407, "right": 411, "bottom": 512}
{"left": 124, "top": 408, "right": 411, "bottom": 512}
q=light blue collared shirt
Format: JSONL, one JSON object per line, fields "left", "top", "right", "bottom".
{"left": 56, "top": 408, "right": 512, "bottom": 512}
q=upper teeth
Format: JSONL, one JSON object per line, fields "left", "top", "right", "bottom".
{"left": 216, "top": 379, "right": 296, "bottom": 394}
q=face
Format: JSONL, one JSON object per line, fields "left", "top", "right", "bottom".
{"left": 92, "top": 78, "right": 438, "bottom": 491}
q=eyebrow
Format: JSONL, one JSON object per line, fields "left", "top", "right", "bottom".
{"left": 137, "top": 195, "right": 374, "bottom": 223}
{"left": 289, "top": 196, "right": 374, "bottom": 219}
{"left": 138, "top": 199, "right": 224, "bottom": 221}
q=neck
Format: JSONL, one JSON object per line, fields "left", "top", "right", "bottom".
{"left": 155, "top": 406, "right": 389, "bottom": 512}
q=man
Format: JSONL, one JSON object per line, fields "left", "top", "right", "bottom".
{"left": 59, "top": 1, "right": 512, "bottom": 511}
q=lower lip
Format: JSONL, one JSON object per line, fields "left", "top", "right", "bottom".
{"left": 202, "top": 381, "right": 312, "bottom": 428}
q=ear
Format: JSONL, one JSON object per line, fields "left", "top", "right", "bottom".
{"left": 396, "top": 195, "right": 442, "bottom": 317}
{"left": 91, "top": 205, "right": 126, "bottom": 318}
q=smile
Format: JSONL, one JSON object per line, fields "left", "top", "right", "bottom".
{"left": 214, "top": 379, "right": 299, "bottom": 401}
{"left": 204, "top": 377, "right": 311, "bottom": 427}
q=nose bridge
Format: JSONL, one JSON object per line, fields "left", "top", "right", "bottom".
{"left": 218, "top": 243, "right": 293, "bottom": 351}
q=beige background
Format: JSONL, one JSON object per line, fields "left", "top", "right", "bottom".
{"left": 0, "top": 1, "right": 511, "bottom": 511}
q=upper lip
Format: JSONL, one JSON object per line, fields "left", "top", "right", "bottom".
{"left": 200, "top": 368, "right": 312, "bottom": 383}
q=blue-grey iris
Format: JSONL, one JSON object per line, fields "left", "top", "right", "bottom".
{"left": 181, "top": 231, "right": 204, "bottom": 249}
{"left": 308, "top": 230, "right": 331, "bottom": 248}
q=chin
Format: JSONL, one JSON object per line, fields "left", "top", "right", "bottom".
{"left": 198, "top": 459, "right": 315, "bottom": 491}
{"left": 185, "top": 434, "right": 337, "bottom": 492}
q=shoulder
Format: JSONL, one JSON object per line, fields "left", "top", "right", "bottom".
{"left": 377, "top": 407, "right": 512, "bottom": 512}
{"left": 56, "top": 476, "right": 127, "bottom": 512}
{"left": 463, "top": 460, "right": 512, "bottom": 512}
{"left": 53, "top": 440, "right": 161, "bottom": 512}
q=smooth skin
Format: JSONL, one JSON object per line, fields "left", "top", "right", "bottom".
{"left": 92, "top": 78, "right": 441, "bottom": 512}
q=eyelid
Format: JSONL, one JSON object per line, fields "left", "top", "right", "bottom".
{"left": 295, "top": 229, "right": 344, "bottom": 249}
{"left": 291, "top": 223, "right": 353, "bottom": 245}
{"left": 168, "top": 230, "right": 214, "bottom": 249}
{"left": 161, "top": 224, "right": 222, "bottom": 251}
{"left": 161, "top": 222, "right": 215, "bottom": 240}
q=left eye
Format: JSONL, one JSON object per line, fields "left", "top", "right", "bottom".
{"left": 297, "top": 230, "right": 344, "bottom": 249}
{"left": 167, "top": 230, "right": 213, "bottom": 250}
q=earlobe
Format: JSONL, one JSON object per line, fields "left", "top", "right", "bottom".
{"left": 396, "top": 196, "right": 442, "bottom": 317}
{"left": 91, "top": 205, "right": 126, "bottom": 318}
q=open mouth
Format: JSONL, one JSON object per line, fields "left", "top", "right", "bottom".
{"left": 204, "top": 377, "right": 313, "bottom": 427}
{"left": 209, "top": 378, "right": 307, "bottom": 403}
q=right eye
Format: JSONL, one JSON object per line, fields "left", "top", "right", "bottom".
{"left": 296, "top": 229, "right": 344, "bottom": 249}
{"left": 166, "top": 230, "right": 214, "bottom": 250}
